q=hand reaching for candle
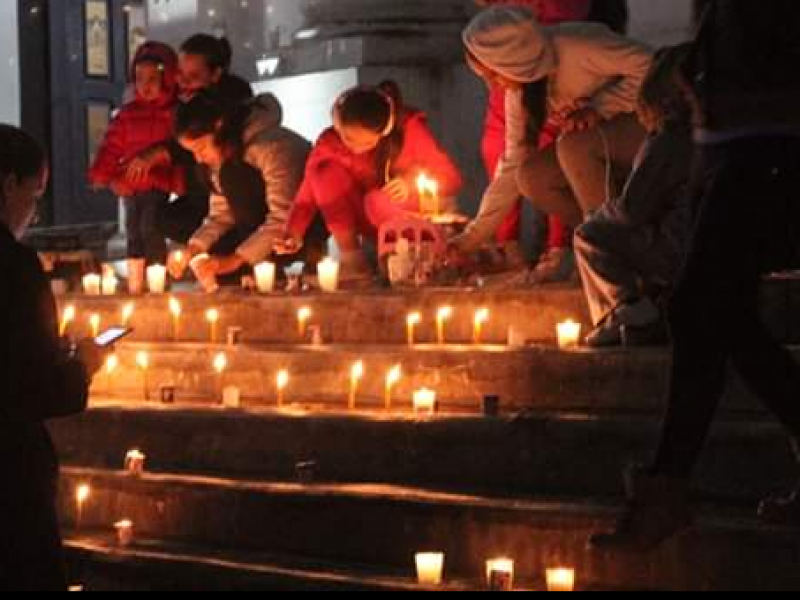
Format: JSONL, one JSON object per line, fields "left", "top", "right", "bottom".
{"left": 383, "top": 178, "right": 411, "bottom": 203}
{"left": 275, "top": 235, "right": 304, "bottom": 256}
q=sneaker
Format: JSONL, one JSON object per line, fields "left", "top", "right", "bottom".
{"left": 758, "top": 487, "right": 800, "bottom": 526}
{"left": 530, "top": 247, "right": 576, "bottom": 284}
{"left": 588, "top": 465, "right": 694, "bottom": 553}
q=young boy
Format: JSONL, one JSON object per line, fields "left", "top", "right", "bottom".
{"left": 89, "top": 41, "right": 183, "bottom": 288}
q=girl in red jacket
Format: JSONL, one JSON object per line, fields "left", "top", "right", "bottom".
{"left": 476, "top": 0, "right": 592, "bottom": 281}
{"left": 89, "top": 42, "right": 183, "bottom": 278}
{"left": 281, "top": 82, "right": 462, "bottom": 280}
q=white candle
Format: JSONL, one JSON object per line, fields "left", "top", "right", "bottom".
{"left": 213, "top": 353, "right": 228, "bottom": 400}
{"left": 101, "top": 274, "right": 118, "bottom": 296}
{"left": 546, "top": 568, "right": 576, "bottom": 592}
{"left": 297, "top": 307, "right": 312, "bottom": 339}
{"left": 415, "top": 553, "right": 445, "bottom": 587}
{"left": 413, "top": 389, "right": 437, "bottom": 417}
{"left": 416, "top": 172, "right": 441, "bottom": 217}
{"left": 206, "top": 308, "right": 220, "bottom": 343}
{"left": 486, "top": 558, "right": 515, "bottom": 592}
{"left": 147, "top": 264, "right": 167, "bottom": 294}
{"left": 254, "top": 262, "right": 276, "bottom": 294}
{"left": 349, "top": 361, "right": 364, "bottom": 410}
{"left": 75, "top": 484, "right": 91, "bottom": 530}
{"left": 385, "top": 365, "right": 402, "bottom": 411}
{"left": 114, "top": 520, "right": 134, "bottom": 547}
{"left": 121, "top": 302, "right": 135, "bottom": 328}
{"left": 60, "top": 305, "right": 76, "bottom": 338}
{"left": 436, "top": 307, "right": 453, "bottom": 345}
{"left": 89, "top": 313, "right": 101, "bottom": 339}
{"left": 124, "top": 449, "right": 146, "bottom": 476}
{"left": 83, "top": 274, "right": 101, "bottom": 296}
{"left": 223, "top": 386, "right": 241, "bottom": 409}
{"left": 473, "top": 308, "right": 490, "bottom": 344}
{"left": 318, "top": 258, "right": 340, "bottom": 293}
{"left": 406, "top": 312, "right": 421, "bottom": 347}
{"left": 557, "top": 320, "right": 582, "bottom": 350}
{"left": 277, "top": 370, "right": 289, "bottom": 407}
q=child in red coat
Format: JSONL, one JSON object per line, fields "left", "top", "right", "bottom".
{"left": 89, "top": 41, "right": 183, "bottom": 272}
{"left": 282, "top": 81, "right": 463, "bottom": 281}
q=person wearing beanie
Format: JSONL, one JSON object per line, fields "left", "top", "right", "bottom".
{"left": 452, "top": 6, "right": 652, "bottom": 285}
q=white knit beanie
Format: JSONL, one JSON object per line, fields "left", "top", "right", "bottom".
{"left": 463, "top": 6, "right": 556, "bottom": 83}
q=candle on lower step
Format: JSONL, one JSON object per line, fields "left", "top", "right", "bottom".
{"left": 136, "top": 351, "right": 150, "bottom": 401}
{"left": 473, "top": 308, "right": 490, "bottom": 344}
{"left": 75, "top": 484, "right": 91, "bottom": 530}
{"left": 413, "top": 389, "right": 437, "bottom": 417}
{"left": 206, "top": 308, "right": 220, "bottom": 343}
{"left": 385, "top": 365, "right": 402, "bottom": 411}
{"left": 546, "top": 568, "right": 576, "bottom": 592}
{"left": 146, "top": 264, "right": 167, "bottom": 294}
{"left": 114, "top": 520, "right": 134, "bottom": 547}
{"left": 406, "top": 312, "right": 421, "bottom": 346}
{"left": 124, "top": 449, "right": 146, "bottom": 476}
{"left": 436, "top": 307, "right": 453, "bottom": 345}
{"left": 349, "top": 361, "right": 364, "bottom": 410}
{"left": 254, "top": 262, "right": 276, "bottom": 294}
{"left": 82, "top": 274, "right": 101, "bottom": 296}
{"left": 277, "top": 370, "right": 289, "bottom": 407}
{"left": 557, "top": 320, "right": 582, "bottom": 350}
{"left": 60, "top": 305, "right": 76, "bottom": 338}
{"left": 223, "top": 386, "right": 241, "bottom": 409}
{"left": 89, "top": 313, "right": 101, "bottom": 339}
{"left": 169, "top": 297, "right": 182, "bottom": 341}
{"left": 415, "top": 553, "right": 445, "bottom": 586}
{"left": 486, "top": 558, "right": 514, "bottom": 592}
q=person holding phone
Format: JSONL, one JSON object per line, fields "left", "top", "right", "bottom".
{"left": 0, "top": 125, "right": 107, "bottom": 591}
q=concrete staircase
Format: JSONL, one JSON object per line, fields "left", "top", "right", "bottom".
{"left": 49, "top": 283, "right": 800, "bottom": 591}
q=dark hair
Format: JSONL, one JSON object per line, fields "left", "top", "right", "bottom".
{"left": 639, "top": 44, "right": 694, "bottom": 130}
{"left": 175, "top": 90, "right": 252, "bottom": 158}
{"left": 521, "top": 79, "right": 549, "bottom": 146}
{"left": 336, "top": 81, "right": 405, "bottom": 183}
{"left": 0, "top": 124, "right": 46, "bottom": 187}
{"left": 180, "top": 34, "right": 233, "bottom": 72}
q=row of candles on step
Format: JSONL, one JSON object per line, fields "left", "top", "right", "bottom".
{"left": 61, "top": 301, "right": 584, "bottom": 349}
{"left": 75, "top": 481, "right": 574, "bottom": 591}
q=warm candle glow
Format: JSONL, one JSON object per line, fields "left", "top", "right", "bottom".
{"left": 473, "top": 308, "right": 490, "bottom": 344}
{"left": 89, "top": 313, "right": 101, "bottom": 338}
{"left": 105, "top": 354, "right": 119, "bottom": 375}
{"left": 114, "top": 520, "right": 134, "bottom": 547}
{"left": 297, "top": 307, "right": 312, "bottom": 338}
{"left": 136, "top": 351, "right": 150, "bottom": 401}
{"left": 416, "top": 172, "right": 440, "bottom": 216}
{"left": 349, "top": 360, "right": 365, "bottom": 410}
{"left": 318, "top": 258, "right": 340, "bottom": 293}
{"left": 406, "top": 312, "right": 421, "bottom": 346}
{"left": 121, "top": 302, "right": 135, "bottom": 327}
{"left": 277, "top": 369, "right": 289, "bottom": 407}
{"left": 213, "top": 352, "right": 228, "bottom": 374}
{"left": 75, "top": 484, "right": 91, "bottom": 505}
{"left": 206, "top": 308, "right": 220, "bottom": 343}
{"left": 486, "top": 558, "right": 515, "bottom": 592}
{"left": 169, "top": 297, "right": 182, "bottom": 340}
{"left": 136, "top": 351, "right": 149, "bottom": 370}
{"left": 124, "top": 449, "right": 146, "bottom": 475}
{"left": 102, "top": 273, "right": 119, "bottom": 296}
{"left": 413, "top": 389, "right": 437, "bottom": 416}
{"left": 82, "top": 274, "right": 101, "bottom": 296}
{"left": 415, "top": 553, "right": 445, "bottom": 587}
{"left": 60, "top": 305, "right": 76, "bottom": 337}
{"left": 546, "top": 568, "right": 576, "bottom": 592}
{"left": 254, "top": 262, "right": 276, "bottom": 294}
{"left": 146, "top": 264, "right": 167, "bottom": 294}
{"left": 436, "top": 307, "right": 453, "bottom": 345}
{"left": 557, "top": 320, "right": 582, "bottom": 350}
{"left": 385, "top": 365, "right": 402, "bottom": 410}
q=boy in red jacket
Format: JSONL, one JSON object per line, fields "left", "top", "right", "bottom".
{"left": 89, "top": 41, "right": 183, "bottom": 286}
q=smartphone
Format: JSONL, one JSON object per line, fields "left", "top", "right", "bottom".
{"left": 95, "top": 327, "right": 134, "bottom": 348}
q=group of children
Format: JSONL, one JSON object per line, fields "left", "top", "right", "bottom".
{"left": 88, "top": 0, "right": 696, "bottom": 349}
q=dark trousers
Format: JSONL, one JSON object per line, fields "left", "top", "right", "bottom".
{"left": 654, "top": 137, "right": 800, "bottom": 478}
{"left": 126, "top": 191, "right": 169, "bottom": 265}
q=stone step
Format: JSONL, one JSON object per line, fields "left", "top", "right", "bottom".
{"left": 51, "top": 407, "right": 798, "bottom": 503}
{"left": 65, "top": 537, "right": 433, "bottom": 592}
{"left": 88, "top": 342, "right": 789, "bottom": 413}
{"left": 59, "top": 468, "right": 800, "bottom": 591}
{"left": 56, "top": 279, "right": 800, "bottom": 345}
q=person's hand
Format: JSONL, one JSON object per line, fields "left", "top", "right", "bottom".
{"left": 213, "top": 254, "right": 247, "bottom": 276}
{"left": 186, "top": 241, "right": 207, "bottom": 260}
{"left": 562, "top": 107, "right": 603, "bottom": 133}
{"left": 275, "top": 235, "right": 303, "bottom": 256}
{"left": 383, "top": 178, "right": 411, "bottom": 203}
{"left": 75, "top": 338, "right": 108, "bottom": 378}
{"left": 125, "top": 156, "right": 156, "bottom": 186}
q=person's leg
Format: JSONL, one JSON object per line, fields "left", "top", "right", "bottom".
{"left": 139, "top": 191, "right": 170, "bottom": 266}
{"left": 308, "top": 160, "right": 372, "bottom": 252}
{"left": 517, "top": 146, "right": 584, "bottom": 227}
{"left": 556, "top": 114, "right": 647, "bottom": 215}
{"left": 125, "top": 197, "right": 144, "bottom": 260}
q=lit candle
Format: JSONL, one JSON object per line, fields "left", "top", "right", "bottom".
{"left": 114, "top": 520, "right": 134, "bottom": 548}
{"left": 297, "top": 307, "right": 312, "bottom": 339}
{"left": 206, "top": 308, "right": 220, "bottom": 343}
{"left": 89, "top": 313, "right": 101, "bottom": 339}
{"left": 317, "top": 257, "right": 340, "bottom": 293}
{"left": 557, "top": 320, "right": 582, "bottom": 350}
{"left": 436, "top": 307, "right": 453, "bottom": 345}
{"left": 473, "top": 308, "right": 490, "bottom": 344}
{"left": 416, "top": 172, "right": 440, "bottom": 217}
{"left": 121, "top": 302, "right": 135, "bottom": 328}
{"left": 486, "top": 558, "right": 515, "bottom": 592}
{"left": 104, "top": 353, "right": 119, "bottom": 396}
{"left": 223, "top": 386, "right": 241, "bottom": 409}
{"left": 413, "top": 389, "right": 437, "bottom": 417}
{"left": 254, "top": 262, "right": 276, "bottom": 294}
{"left": 349, "top": 360, "right": 364, "bottom": 410}
{"left": 82, "top": 274, "right": 101, "bottom": 296}
{"left": 60, "top": 305, "right": 76, "bottom": 338}
{"left": 213, "top": 352, "right": 228, "bottom": 401}
{"left": 101, "top": 273, "right": 119, "bottom": 296}
{"left": 190, "top": 254, "right": 219, "bottom": 294}
{"left": 124, "top": 449, "right": 146, "bottom": 476}
{"left": 146, "top": 264, "right": 167, "bottom": 294}
{"left": 385, "top": 365, "right": 402, "bottom": 411}
{"left": 75, "top": 484, "right": 91, "bottom": 530}
{"left": 546, "top": 568, "right": 576, "bottom": 592}
{"left": 136, "top": 351, "right": 150, "bottom": 401}
{"left": 415, "top": 553, "right": 445, "bottom": 587}
{"left": 406, "top": 312, "right": 421, "bottom": 347}
{"left": 277, "top": 369, "right": 289, "bottom": 408}
{"left": 168, "top": 249, "right": 186, "bottom": 280}
{"left": 169, "top": 297, "right": 182, "bottom": 341}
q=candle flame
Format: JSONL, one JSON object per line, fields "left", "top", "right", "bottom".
{"left": 105, "top": 354, "right": 119, "bottom": 374}
{"left": 407, "top": 312, "right": 422, "bottom": 326}
{"left": 136, "top": 351, "right": 149, "bottom": 370}
{"left": 298, "top": 307, "right": 312, "bottom": 322}
{"left": 169, "top": 297, "right": 182, "bottom": 318}
{"left": 437, "top": 307, "right": 453, "bottom": 322}
{"left": 277, "top": 369, "right": 289, "bottom": 390}
{"left": 90, "top": 313, "right": 101, "bottom": 332}
{"left": 122, "top": 302, "right": 135, "bottom": 323}
{"left": 351, "top": 360, "right": 365, "bottom": 381}
{"left": 416, "top": 172, "right": 439, "bottom": 197}
{"left": 63, "top": 305, "right": 76, "bottom": 323}
{"left": 386, "top": 365, "right": 402, "bottom": 387}
{"left": 206, "top": 308, "right": 220, "bottom": 323}
{"left": 213, "top": 352, "right": 228, "bottom": 374}
{"left": 75, "top": 484, "right": 91, "bottom": 504}
{"left": 474, "top": 308, "right": 490, "bottom": 325}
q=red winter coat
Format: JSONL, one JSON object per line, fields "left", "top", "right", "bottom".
{"left": 89, "top": 42, "right": 184, "bottom": 195}
{"left": 288, "top": 110, "right": 463, "bottom": 236}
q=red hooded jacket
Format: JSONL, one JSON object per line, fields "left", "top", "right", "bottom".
{"left": 288, "top": 110, "right": 463, "bottom": 237}
{"left": 88, "top": 41, "right": 183, "bottom": 195}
